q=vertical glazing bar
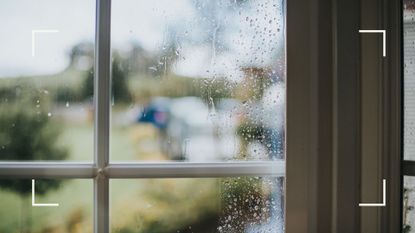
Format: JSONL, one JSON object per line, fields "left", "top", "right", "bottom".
{"left": 94, "top": 0, "right": 111, "bottom": 232}
{"left": 94, "top": 176, "right": 109, "bottom": 233}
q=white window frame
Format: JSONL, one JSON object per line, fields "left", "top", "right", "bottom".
{"left": 0, "top": 1, "right": 286, "bottom": 233}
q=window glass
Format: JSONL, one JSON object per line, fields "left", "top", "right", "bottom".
{"left": 0, "top": 179, "right": 92, "bottom": 232}
{"left": 111, "top": 0, "right": 286, "bottom": 161}
{"left": 110, "top": 177, "right": 284, "bottom": 233}
{"left": 404, "top": 0, "right": 415, "bottom": 161}
{"left": 0, "top": 0, "right": 95, "bottom": 161}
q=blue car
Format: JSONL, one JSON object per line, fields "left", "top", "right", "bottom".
{"left": 137, "top": 98, "right": 170, "bottom": 129}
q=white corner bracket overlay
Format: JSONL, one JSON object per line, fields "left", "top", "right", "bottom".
{"left": 31, "top": 30, "right": 59, "bottom": 57}
{"left": 359, "top": 179, "right": 386, "bottom": 207}
{"left": 32, "top": 179, "right": 59, "bottom": 207}
{"left": 358, "top": 30, "right": 386, "bottom": 57}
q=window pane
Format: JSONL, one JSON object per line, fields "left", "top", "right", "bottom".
{"left": 110, "top": 177, "right": 284, "bottom": 232}
{"left": 111, "top": 0, "right": 285, "bottom": 161}
{"left": 0, "top": 0, "right": 95, "bottom": 161}
{"left": 404, "top": 0, "right": 415, "bottom": 160}
{"left": 0, "top": 179, "right": 92, "bottom": 232}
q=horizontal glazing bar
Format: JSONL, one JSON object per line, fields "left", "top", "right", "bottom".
{"left": 0, "top": 161, "right": 285, "bottom": 178}
{"left": 106, "top": 161, "right": 285, "bottom": 178}
{"left": 0, "top": 162, "right": 96, "bottom": 178}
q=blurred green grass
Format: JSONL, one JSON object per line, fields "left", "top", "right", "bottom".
{"left": 0, "top": 122, "right": 222, "bottom": 233}
{"left": 0, "top": 122, "right": 94, "bottom": 233}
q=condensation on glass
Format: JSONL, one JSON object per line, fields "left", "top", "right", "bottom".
{"left": 0, "top": 179, "right": 92, "bottom": 233}
{"left": 0, "top": 0, "right": 95, "bottom": 161}
{"left": 111, "top": 0, "right": 286, "bottom": 162}
{"left": 111, "top": 177, "right": 283, "bottom": 233}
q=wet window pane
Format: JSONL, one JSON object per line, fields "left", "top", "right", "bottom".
{"left": 0, "top": 179, "right": 92, "bottom": 232}
{"left": 0, "top": 0, "right": 95, "bottom": 161}
{"left": 404, "top": 0, "right": 415, "bottom": 160}
{"left": 111, "top": 0, "right": 286, "bottom": 161}
{"left": 111, "top": 177, "right": 284, "bottom": 233}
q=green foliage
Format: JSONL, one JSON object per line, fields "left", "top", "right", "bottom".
{"left": 197, "top": 78, "right": 234, "bottom": 103}
{"left": 81, "top": 69, "right": 94, "bottom": 102}
{"left": 219, "top": 177, "right": 270, "bottom": 232}
{"left": 0, "top": 105, "right": 67, "bottom": 161}
{"left": 0, "top": 179, "right": 61, "bottom": 197}
{"left": 403, "top": 224, "right": 411, "bottom": 233}
{"left": 112, "top": 56, "right": 132, "bottom": 103}
{"left": 54, "top": 85, "right": 83, "bottom": 103}
{"left": 81, "top": 56, "right": 131, "bottom": 103}
{"left": 111, "top": 179, "right": 220, "bottom": 233}
{"left": 237, "top": 121, "right": 265, "bottom": 142}
{"left": 129, "top": 74, "right": 233, "bottom": 104}
{"left": 0, "top": 92, "right": 68, "bottom": 196}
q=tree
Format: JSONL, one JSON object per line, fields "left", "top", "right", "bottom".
{"left": 112, "top": 56, "right": 131, "bottom": 103}
{"left": 81, "top": 69, "right": 94, "bottom": 102}
{"left": 81, "top": 55, "right": 131, "bottom": 103}
{"left": 0, "top": 91, "right": 68, "bottom": 232}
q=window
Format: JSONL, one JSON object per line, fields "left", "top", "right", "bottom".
{"left": 0, "top": 0, "right": 285, "bottom": 232}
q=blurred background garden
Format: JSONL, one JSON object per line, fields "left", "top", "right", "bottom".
{"left": 0, "top": 0, "right": 285, "bottom": 232}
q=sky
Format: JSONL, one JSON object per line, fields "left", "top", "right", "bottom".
{"left": 0, "top": 0, "right": 284, "bottom": 79}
